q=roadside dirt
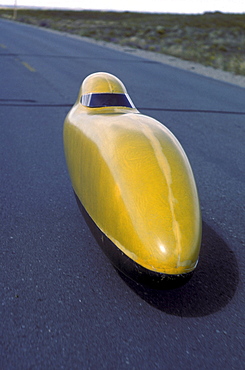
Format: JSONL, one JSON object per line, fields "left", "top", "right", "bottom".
{"left": 73, "top": 34, "right": 245, "bottom": 89}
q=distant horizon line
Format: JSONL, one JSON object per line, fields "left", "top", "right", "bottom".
{"left": 0, "top": 5, "right": 244, "bottom": 15}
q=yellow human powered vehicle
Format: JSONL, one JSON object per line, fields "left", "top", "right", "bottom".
{"left": 64, "top": 72, "right": 202, "bottom": 288}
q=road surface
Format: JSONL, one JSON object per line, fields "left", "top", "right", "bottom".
{"left": 0, "top": 18, "right": 244, "bottom": 369}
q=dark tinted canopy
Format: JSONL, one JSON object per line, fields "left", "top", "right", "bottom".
{"left": 81, "top": 93, "right": 135, "bottom": 108}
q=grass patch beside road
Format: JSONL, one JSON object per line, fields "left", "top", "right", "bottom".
{"left": 1, "top": 9, "right": 245, "bottom": 76}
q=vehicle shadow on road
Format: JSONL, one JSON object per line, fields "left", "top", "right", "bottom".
{"left": 118, "top": 221, "right": 239, "bottom": 317}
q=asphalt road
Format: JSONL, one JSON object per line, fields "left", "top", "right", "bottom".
{"left": 0, "top": 18, "right": 244, "bottom": 369}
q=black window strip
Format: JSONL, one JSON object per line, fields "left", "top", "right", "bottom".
{"left": 81, "top": 93, "right": 135, "bottom": 108}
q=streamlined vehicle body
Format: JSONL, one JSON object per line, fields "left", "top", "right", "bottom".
{"left": 64, "top": 72, "right": 202, "bottom": 287}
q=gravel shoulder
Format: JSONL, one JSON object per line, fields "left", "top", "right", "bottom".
{"left": 77, "top": 35, "right": 245, "bottom": 89}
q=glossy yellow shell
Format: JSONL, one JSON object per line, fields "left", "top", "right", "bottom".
{"left": 64, "top": 73, "right": 201, "bottom": 276}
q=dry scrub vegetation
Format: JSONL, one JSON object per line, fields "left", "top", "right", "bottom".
{"left": 1, "top": 9, "right": 245, "bottom": 76}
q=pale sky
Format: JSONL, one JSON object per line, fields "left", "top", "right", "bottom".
{"left": 1, "top": 0, "right": 244, "bottom": 14}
